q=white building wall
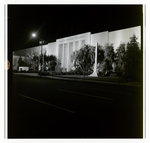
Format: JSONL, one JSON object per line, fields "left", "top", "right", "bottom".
{"left": 12, "top": 26, "right": 141, "bottom": 71}
{"left": 56, "top": 32, "right": 91, "bottom": 71}
{"left": 109, "top": 26, "right": 141, "bottom": 52}
{"left": 46, "top": 42, "right": 57, "bottom": 56}
{"left": 91, "top": 31, "right": 109, "bottom": 47}
{"left": 13, "top": 46, "right": 40, "bottom": 56}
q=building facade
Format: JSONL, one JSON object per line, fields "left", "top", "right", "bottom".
{"left": 13, "top": 26, "right": 141, "bottom": 71}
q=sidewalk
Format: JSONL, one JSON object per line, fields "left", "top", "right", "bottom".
{"left": 13, "top": 73, "right": 141, "bottom": 87}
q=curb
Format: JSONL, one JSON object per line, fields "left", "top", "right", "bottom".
{"left": 13, "top": 73, "right": 141, "bottom": 87}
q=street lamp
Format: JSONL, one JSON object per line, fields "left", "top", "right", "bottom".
{"left": 31, "top": 33, "right": 44, "bottom": 72}
{"left": 32, "top": 33, "right": 36, "bottom": 37}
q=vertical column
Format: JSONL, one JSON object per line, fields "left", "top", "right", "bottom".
{"left": 63, "top": 43, "right": 68, "bottom": 72}
{"left": 67, "top": 43, "right": 69, "bottom": 72}
{"left": 62, "top": 43, "right": 64, "bottom": 68}
{"left": 57, "top": 42, "right": 59, "bottom": 61}
{"left": 79, "top": 40, "right": 81, "bottom": 50}
{"left": 81, "top": 40, "right": 85, "bottom": 47}
{"left": 89, "top": 42, "right": 98, "bottom": 77}
{"left": 72, "top": 41, "right": 76, "bottom": 70}
{"left": 68, "top": 42, "right": 73, "bottom": 71}
{"left": 58, "top": 44, "right": 63, "bottom": 67}
{"left": 73, "top": 41, "right": 75, "bottom": 52}
{"left": 75, "top": 41, "right": 79, "bottom": 51}
{"left": 56, "top": 44, "right": 58, "bottom": 59}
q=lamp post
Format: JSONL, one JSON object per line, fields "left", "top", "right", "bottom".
{"left": 32, "top": 33, "right": 44, "bottom": 72}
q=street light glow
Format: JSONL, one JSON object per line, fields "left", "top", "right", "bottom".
{"left": 32, "top": 33, "right": 36, "bottom": 37}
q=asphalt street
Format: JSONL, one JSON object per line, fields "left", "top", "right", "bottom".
{"left": 8, "top": 74, "right": 143, "bottom": 138}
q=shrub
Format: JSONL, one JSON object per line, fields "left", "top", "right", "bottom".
{"left": 123, "top": 34, "right": 141, "bottom": 81}
{"left": 115, "top": 43, "right": 126, "bottom": 76}
{"left": 97, "top": 43, "right": 115, "bottom": 75}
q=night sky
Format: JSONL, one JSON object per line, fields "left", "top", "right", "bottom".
{"left": 8, "top": 5, "right": 143, "bottom": 52}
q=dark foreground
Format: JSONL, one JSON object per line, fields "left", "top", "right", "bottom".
{"left": 8, "top": 74, "right": 143, "bottom": 138}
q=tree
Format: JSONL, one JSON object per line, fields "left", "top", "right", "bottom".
{"left": 97, "top": 44, "right": 105, "bottom": 63}
{"left": 17, "top": 56, "right": 25, "bottom": 69}
{"left": 115, "top": 43, "right": 126, "bottom": 76}
{"left": 71, "top": 44, "right": 95, "bottom": 74}
{"left": 24, "top": 58, "right": 30, "bottom": 67}
{"left": 45, "top": 55, "right": 57, "bottom": 71}
{"left": 70, "top": 50, "right": 78, "bottom": 67}
{"left": 27, "top": 51, "right": 40, "bottom": 72}
{"left": 124, "top": 34, "right": 141, "bottom": 81}
{"left": 104, "top": 43, "right": 115, "bottom": 63}
{"left": 97, "top": 44, "right": 105, "bottom": 74}
{"left": 100, "top": 43, "right": 115, "bottom": 75}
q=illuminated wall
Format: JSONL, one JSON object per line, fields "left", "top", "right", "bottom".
{"left": 56, "top": 32, "right": 91, "bottom": 71}
{"left": 12, "top": 26, "right": 141, "bottom": 71}
{"left": 13, "top": 46, "right": 40, "bottom": 56}
{"left": 91, "top": 31, "right": 109, "bottom": 47}
{"left": 46, "top": 42, "right": 57, "bottom": 56}
{"left": 109, "top": 26, "right": 141, "bottom": 51}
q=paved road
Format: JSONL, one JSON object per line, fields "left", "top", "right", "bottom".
{"left": 8, "top": 74, "right": 143, "bottom": 138}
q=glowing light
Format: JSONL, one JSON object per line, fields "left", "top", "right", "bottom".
{"left": 32, "top": 33, "right": 36, "bottom": 37}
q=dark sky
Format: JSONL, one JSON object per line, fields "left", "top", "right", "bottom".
{"left": 8, "top": 5, "right": 143, "bottom": 51}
